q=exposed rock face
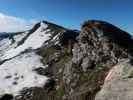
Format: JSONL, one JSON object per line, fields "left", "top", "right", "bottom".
{"left": 72, "top": 20, "right": 132, "bottom": 71}
{"left": 95, "top": 59, "right": 133, "bottom": 100}
{"left": 62, "top": 20, "right": 133, "bottom": 98}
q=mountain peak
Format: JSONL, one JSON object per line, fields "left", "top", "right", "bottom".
{"left": 81, "top": 20, "right": 133, "bottom": 49}
{"left": 0, "top": 20, "right": 80, "bottom": 99}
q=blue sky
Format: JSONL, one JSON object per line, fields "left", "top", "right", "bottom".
{"left": 0, "top": 0, "right": 133, "bottom": 33}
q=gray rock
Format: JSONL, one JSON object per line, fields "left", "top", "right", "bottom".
{"left": 95, "top": 59, "right": 133, "bottom": 100}
{"left": 81, "top": 56, "right": 90, "bottom": 72}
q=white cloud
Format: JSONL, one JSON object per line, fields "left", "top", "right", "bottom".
{"left": 0, "top": 13, "right": 36, "bottom": 32}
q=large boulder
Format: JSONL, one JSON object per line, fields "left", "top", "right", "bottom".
{"left": 95, "top": 59, "right": 133, "bottom": 100}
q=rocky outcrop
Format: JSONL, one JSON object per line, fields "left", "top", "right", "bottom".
{"left": 62, "top": 20, "right": 133, "bottom": 98}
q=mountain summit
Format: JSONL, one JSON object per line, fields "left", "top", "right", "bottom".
{"left": 0, "top": 21, "right": 79, "bottom": 99}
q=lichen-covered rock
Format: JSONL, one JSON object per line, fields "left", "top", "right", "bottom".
{"left": 95, "top": 59, "right": 133, "bottom": 100}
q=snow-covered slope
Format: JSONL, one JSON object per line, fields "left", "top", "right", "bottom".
{"left": 1, "top": 22, "right": 52, "bottom": 60}
{"left": 0, "top": 52, "right": 48, "bottom": 96}
{"left": 0, "top": 21, "right": 66, "bottom": 98}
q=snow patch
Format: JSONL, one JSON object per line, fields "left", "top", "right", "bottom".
{"left": 13, "top": 32, "right": 28, "bottom": 43}
{"left": 0, "top": 52, "right": 48, "bottom": 97}
{"left": 0, "top": 32, "right": 28, "bottom": 60}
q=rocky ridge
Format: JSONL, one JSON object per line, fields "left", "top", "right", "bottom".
{"left": 36, "top": 20, "right": 133, "bottom": 100}
{"left": 0, "top": 20, "right": 133, "bottom": 100}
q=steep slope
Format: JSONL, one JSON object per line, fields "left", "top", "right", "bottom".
{"left": 0, "top": 21, "right": 79, "bottom": 100}
{"left": 37, "top": 20, "right": 133, "bottom": 100}
{"left": 0, "top": 21, "right": 66, "bottom": 61}
{"left": 70, "top": 20, "right": 133, "bottom": 99}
